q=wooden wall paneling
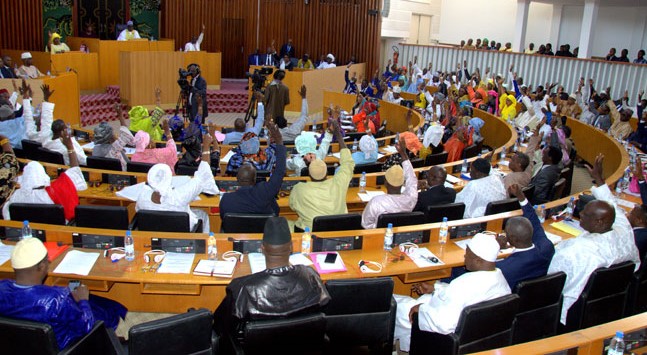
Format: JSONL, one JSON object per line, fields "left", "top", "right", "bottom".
{"left": 0, "top": 0, "right": 44, "bottom": 52}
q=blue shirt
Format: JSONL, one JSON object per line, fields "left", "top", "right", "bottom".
{"left": 223, "top": 104, "right": 265, "bottom": 145}
{"left": 0, "top": 116, "right": 24, "bottom": 149}
{"left": 351, "top": 150, "right": 378, "bottom": 165}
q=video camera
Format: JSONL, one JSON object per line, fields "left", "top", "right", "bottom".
{"left": 177, "top": 68, "right": 191, "bottom": 93}
{"left": 245, "top": 67, "right": 273, "bottom": 93}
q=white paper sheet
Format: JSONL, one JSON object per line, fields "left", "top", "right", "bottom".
{"left": 498, "top": 160, "right": 510, "bottom": 167}
{"left": 357, "top": 190, "right": 386, "bottom": 202}
{"left": 617, "top": 198, "right": 638, "bottom": 208}
{"left": 408, "top": 247, "right": 445, "bottom": 268}
{"left": 382, "top": 146, "right": 398, "bottom": 154}
{"left": 156, "top": 252, "right": 195, "bottom": 274}
{"left": 53, "top": 250, "right": 100, "bottom": 276}
{"left": 248, "top": 252, "right": 267, "bottom": 274}
{"left": 81, "top": 142, "right": 95, "bottom": 149}
{"left": 545, "top": 232, "right": 563, "bottom": 244}
{"left": 289, "top": 253, "right": 314, "bottom": 266}
{"left": 221, "top": 150, "right": 235, "bottom": 164}
{"left": 445, "top": 174, "right": 461, "bottom": 184}
{"left": 0, "top": 242, "right": 14, "bottom": 266}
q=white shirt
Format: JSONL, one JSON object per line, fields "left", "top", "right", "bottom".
{"left": 361, "top": 160, "right": 418, "bottom": 229}
{"left": 317, "top": 62, "right": 336, "bottom": 69}
{"left": 117, "top": 29, "right": 141, "bottom": 41}
{"left": 548, "top": 184, "right": 641, "bottom": 324}
{"left": 394, "top": 269, "right": 511, "bottom": 352}
{"left": 184, "top": 32, "right": 204, "bottom": 52}
{"left": 279, "top": 98, "right": 309, "bottom": 142}
{"left": 135, "top": 161, "right": 218, "bottom": 231}
{"left": 455, "top": 173, "right": 507, "bottom": 218}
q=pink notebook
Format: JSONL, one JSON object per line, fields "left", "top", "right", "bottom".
{"left": 309, "top": 252, "right": 347, "bottom": 274}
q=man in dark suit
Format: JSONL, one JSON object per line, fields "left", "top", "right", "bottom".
{"left": 496, "top": 184, "right": 555, "bottom": 290}
{"left": 628, "top": 161, "right": 647, "bottom": 262}
{"left": 0, "top": 56, "right": 17, "bottom": 79}
{"left": 279, "top": 39, "right": 295, "bottom": 59}
{"left": 187, "top": 63, "right": 208, "bottom": 123}
{"left": 531, "top": 145, "right": 562, "bottom": 204}
{"left": 262, "top": 47, "right": 278, "bottom": 67}
{"left": 414, "top": 166, "right": 456, "bottom": 212}
{"left": 248, "top": 48, "right": 261, "bottom": 67}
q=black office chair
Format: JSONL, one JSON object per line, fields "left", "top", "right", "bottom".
{"left": 512, "top": 272, "right": 567, "bottom": 344}
{"left": 462, "top": 144, "right": 479, "bottom": 159}
{"left": 354, "top": 162, "right": 383, "bottom": 174}
{"left": 323, "top": 278, "right": 396, "bottom": 354}
{"left": 221, "top": 213, "right": 274, "bottom": 233}
{"left": 312, "top": 213, "right": 362, "bottom": 232}
{"left": 75, "top": 205, "right": 129, "bottom": 230}
{"left": 627, "top": 254, "right": 647, "bottom": 316}
{"left": 484, "top": 198, "right": 521, "bottom": 216}
{"left": 424, "top": 151, "right": 448, "bottom": 166}
{"left": 227, "top": 313, "right": 327, "bottom": 355}
{"left": 87, "top": 156, "right": 122, "bottom": 172}
{"left": 552, "top": 177, "right": 567, "bottom": 200}
{"left": 425, "top": 202, "right": 465, "bottom": 223}
{"left": 9, "top": 203, "right": 66, "bottom": 225}
{"left": 175, "top": 164, "right": 198, "bottom": 176}
{"left": 132, "top": 210, "right": 202, "bottom": 233}
{"left": 127, "top": 309, "right": 213, "bottom": 355}
{"left": 0, "top": 318, "right": 120, "bottom": 355}
{"left": 410, "top": 294, "right": 520, "bottom": 355}
{"left": 21, "top": 139, "right": 42, "bottom": 160}
{"left": 410, "top": 158, "right": 425, "bottom": 168}
{"left": 376, "top": 212, "right": 425, "bottom": 228}
{"left": 521, "top": 184, "right": 535, "bottom": 205}
{"left": 562, "top": 261, "right": 635, "bottom": 333}
{"left": 38, "top": 147, "right": 65, "bottom": 165}
{"left": 127, "top": 161, "right": 154, "bottom": 173}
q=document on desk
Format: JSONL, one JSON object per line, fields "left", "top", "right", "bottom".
{"left": 0, "top": 242, "right": 14, "bottom": 266}
{"left": 357, "top": 190, "right": 386, "bottom": 202}
{"left": 53, "top": 250, "right": 100, "bottom": 276}
{"left": 617, "top": 198, "right": 638, "bottom": 208}
{"left": 445, "top": 174, "right": 461, "bottom": 184}
{"left": 551, "top": 220, "right": 583, "bottom": 237}
{"left": 289, "top": 253, "right": 314, "bottom": 266}
{"left": 248, "top": 252, "right": 267, "bottom": 274}
{"left": 544, "top": 231, "right": 563, "bottom": 244}
{"left": 409, "top": 247, "right": 445, "bottom": 268}
{"left": 220, "top": 150, "right": 235, "bottom": 164}
{"left": 156, "top": 252, "right": 195, "bottom": 274}
{"left": 382, "top": 146, "right": 398, "bottom": 154}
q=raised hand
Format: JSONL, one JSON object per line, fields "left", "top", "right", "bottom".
{"left": 266, "top": 121, "right": 283, "bottom": 145}
{"left": 586, "top": 154, "right": 605, "bottom": 186}
{"left": 508, "top": 184, "right": 525, "bottom": 201}
{"left": 41, "top": 84, "right": 54, "bottom": 102}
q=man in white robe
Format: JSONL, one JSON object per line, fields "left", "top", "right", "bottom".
{"left": 184, "top": 24, "right": 205, "bottom": 52}
{"left": 135, "top": 133, "right": 218, "bottom": 233}
{"left": 548, "top": 154, "right": 640, "bottom": 324}
{"left": 393, "top": 233, "right": 511, "bottom": 352}
{"left": 455, "top": 158, "right": 507, "bottom": 218}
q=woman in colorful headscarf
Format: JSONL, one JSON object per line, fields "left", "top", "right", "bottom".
{"left": 131, "top": 119, "right": 178, "bottom": 171}
{"left": 499, "top": 93, "right": 518, "bottom": 123}
{"left": 353, "top": 101, "right": 380, "bottom": 134}
{"left": 352, "top": 133, "right": 378, "bottom": 165}
{"left": 467, "top": 84, "right": 488, "bottom": 109}
{"left": 444, "top": 125, "right": 473, "bottom": 163}
{"left": 382, "top": 131, "right": 422, "bottom": 171}
{"left": 46, "top": 32, "right": 70, "bottom": 54}
{"left": 92, "top": 104, "right": 135, "bottom": 170}
{"left": 225, "top": 132, "right": 277, "bottom": 176}
{"left": 136, "top": 133, "right": 218, "bottom": 233}
{"left": 128, "top": 105, "right": 164, "bottom": 142}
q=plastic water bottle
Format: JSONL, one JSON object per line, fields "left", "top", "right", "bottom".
{"left": 607, "top": 331, "right": 625, "bottom": 355}
{"left": 394, "top": 132, "right": 399, "bottom": 145}
{"left": 564, "top": 197, "right": 575, "bottom": 221}
{"left": 207, "top": 232, "right": 217, "bottom": 260}
{"left": 615, "top": 178, "right": 624, "bottom": 196}
{"left": 512, "top": 141, "right": 518, "bottom": 153}
{"left": 301, "top": 227, "right": 312, "bottom": 255}
{"left": 623, "top": 168, "right": 631, "bottom": 187}
{"left": 500, "top": 145, "right": 507, "bottom": 160}
{"left": 125, "top": 229, "right": 135, "bottom": 261}
{"left": 312, "top": 119, "right": 317, "bottom": 132}
{"left": 384, "top": 223, "right": 393, "bottom": 251}
{"left": 534, "top": 205, "right": 545, "bottom": 223}
{"left": 359, "top": 172, "right": 367, "bottom": 193}
{"left": 21, "top": 220, "right": 32, "bottom": 240}
{"left": 352, "top": 139, "right": 358, "bottom": 153}
{"left": 46, "top": 70, "right": 51, "bottom": 76}
{"left": 461, "top": 159, "right": 468, "bottom": 174}
{"left": 438, "top": 217, "right": 448, "bottom": 244}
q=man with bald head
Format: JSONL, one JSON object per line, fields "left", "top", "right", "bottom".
{"left": 496, "top": 184, "right": 555, "bottom": 289}
{"left": 219, "top": 122, "right": 286, "bottom": 218}
{"left": 548, "top": 154, "right": 640, "bottom": 325}
{"left": 414, "top": 166, "right": 456, "bottom": 212}
{"left": 223, "top": 92, "right": 265, "bottom": 145}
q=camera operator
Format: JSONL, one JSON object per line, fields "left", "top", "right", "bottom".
{"left": 263, "top": 69, "right": 290, "bottom": 125}
{"left": 187, "top": 63, "right": 208, "bottom": 123}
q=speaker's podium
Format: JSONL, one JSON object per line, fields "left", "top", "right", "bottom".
{"left": 119, "top": 51, "right": 222, "bottom": 107}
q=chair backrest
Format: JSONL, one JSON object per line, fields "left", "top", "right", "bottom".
{"left": 126, "top": 161, "right": 154, "bottom": 173}
{"left": 566, "top": 261, "right": 635, "bottom": 331}
{"left": 376, "top": 211, "right": 426, "bottom": 228}
{"left": 60, "top": 321, "right": 122, "bottom": 355}
{"left": 455, "top": 294, "right": 520, "bottom": 354}
{"left": 560, "top": 163, "right": 574, "bottom": 196}
{"left": 512, "top": 272, "right": 567, "bottom": 344}
{"left": 87, "top": 156, "right": 122, "bottom": 172}
{"left": 424, "top": 151, "right": 448, "bottom": 166}
{"left": 410, "top": 158, "right": 425, "bottom": 168}
{"left": 521, "top": 184, "right": 535, "bottom": 205}
{"left": 627, "top": 253, "right": 647, "bottom": 316}
{"left": 323, "top": 278, "right": 396, "bottom": 349}
{"left": 425, "top": 202, "right": 465, "bottom": 223}
{"left": 135, "top": 210, "right": 191, "bottom": 232}
{"left": 9, "top": 203, "right": 66, "bottom": 225}
{"left": 484, "top": 198, "right": 521, "bottom": 216}
{"left": 239, "top": 312, "right": 327, "bottom": 355}
{"left": 21, "top": 139, "right": 42, "bottom": 160}
{"left": 128, "top": 309, "right": 213, "bottom": 355}
{"left": 0, "top": 316, "right": 59, "bottom": 354}
{"left": 552, "top": 177, "right": 567, "bottom": 200}
{"left": 75, "top": 205, "right": 129, "bottom": 230}
{"left": 354, "top": 162, "right": 383, "bottom": 174}
{"left": 221, "top": 213, "right": 274, "bottom": 233}
{"left": 312, "top": 213, "right": 362, "bottom": 232}
{"left": 38, "top": 147, "right": 65, "bottom": 165}
{"left": 462, "top": 144, "right": 479, "bottom": 159}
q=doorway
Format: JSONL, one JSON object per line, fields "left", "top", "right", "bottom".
{"left": 77, "top": 0, "right": 128, "bottom": 40}
{"left": 221, "top": 18, "right": 246, "bottom": 79}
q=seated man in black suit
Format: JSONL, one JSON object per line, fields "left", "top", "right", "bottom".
{"left": 219, "top": 122, "right": 286, "bottom": 218}
{"left": 531, "top": 145, "right": 562, "bottom": 204}
{"left": 413, "top": 166, "right": 456, "bottom": 212}
{"left": 628, "top": 159, "right": 647, "bottom": 261}
{"left": 213, "top": 217, "right": 330, "bottom": 337}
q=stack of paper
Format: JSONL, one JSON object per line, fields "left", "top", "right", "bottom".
{"left": 408, "top": 247, "right": 445, "bottom": 268}
{"left": 0, "top": 243, "right": 14, "bottom": 266}
{"left": 248, "top": 252, "right": 267, "bottom": 274}
{"left": 445, "top": 175, "right": 461, "bottom": 184}
{"left": 551, "top": 220, "right": 583, "bottom": 237}
{"left": 289, "top": 253, "right": 314, "bottom": 266}
{"left": 53, "top": 250, "right": 100, "bottom": 276}
{"left": 220, "top": 150, "right": 235, "bottom": 164}
{"left": 193, "top": 259, "right": 237, "bottom": 277}
{"left": 156, "top": 252, "right": 195, "bottom": 274}
{"left": 357, "top": 190, "right": 386, "bottom": 202}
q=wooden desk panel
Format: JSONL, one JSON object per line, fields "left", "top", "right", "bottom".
{"left": 1, "top": 49, "right": 51, "bottom": 76}
{"left": 50, "top": 52, "right": 100, "bottom": 90}
{"left": 120, "top": 51, "right": 184, "bottom": 106}
{"left": 98, "top": 40, "right": 159, "bottom": 88}
{"left": 182, "top": 51, "right": 222, "bottom": 88}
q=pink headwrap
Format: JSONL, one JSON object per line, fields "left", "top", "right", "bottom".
{"left": 134, "top": 130, "right": 150, "bottom": 153}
